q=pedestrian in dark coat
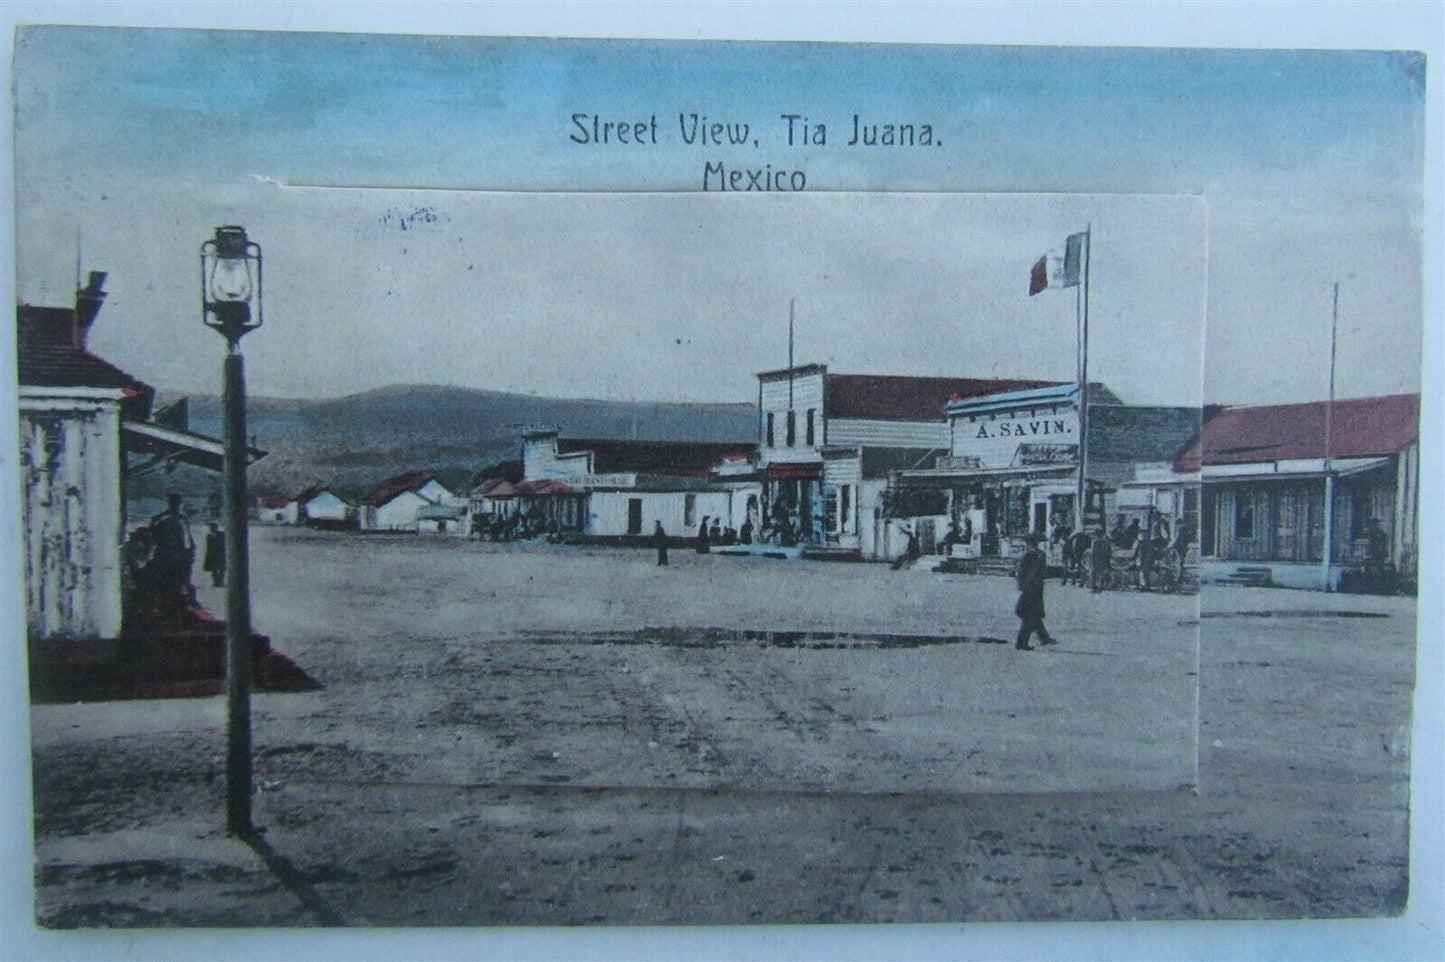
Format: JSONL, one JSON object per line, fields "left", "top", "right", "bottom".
{"left": 696, "top": 516, "right": 711, "bottom": 554}
{"left": 202, "top": 522, "right": 226, "bottom": 587}
{"left": 1015, "top": 533, "right": 1056, "bottom": 650}
{"left": 653, "top": 520, "right": 669, "bottom": 566}
{"left": 1089, "top": 527, "right": 1112, "bottom": 593}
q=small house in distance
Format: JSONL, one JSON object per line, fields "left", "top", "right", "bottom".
{"left": 1176, "top": 393, "right": 1419, "bottom": 592}
{"left": 359, "top": 471, "right": 455, "bottom": 532}
{"left": 255, "top": 494, "right": 295, "bottom": 525}
{"left": 294, "top": 485, "right": 356, "bottom": 530}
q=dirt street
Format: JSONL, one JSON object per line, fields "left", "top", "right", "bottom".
{"left": 29, "top": 527, "right": 1414, "bottom": 926}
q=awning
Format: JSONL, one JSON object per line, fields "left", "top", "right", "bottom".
{"left": 766, "top": 463, "right": 821, "bottom": 479}
{"left": 122, "top": 420, "right": 267, "bottom": 476}
{"left": 1200, "top": 456, "right": 1390, "bottom": 484}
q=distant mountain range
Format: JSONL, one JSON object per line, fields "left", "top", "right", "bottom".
{"left": 134, "top": 384, "right": 757, "bottom": 504}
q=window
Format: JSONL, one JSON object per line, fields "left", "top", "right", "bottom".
{"left": 766, "top": 412, "right": 775, "bottom": 448}
{"left": 1234, "top": 490, "right": 1255, "bottom": 539}
{"left": 786, "top": 410, "right": 796, "bottom": 447}
{"left": 805, "top": 409, "right": 816, "bottom": 447}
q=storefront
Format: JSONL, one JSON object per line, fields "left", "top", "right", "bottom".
{"left": 897, "top": 384, "right": 1084, "bottom": 559}
{"left": 1175, "top": 394, "right": 1419, "bottom": 592}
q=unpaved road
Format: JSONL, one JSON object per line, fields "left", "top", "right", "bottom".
{"left": 29, "top": 528, "right": 1414, "bottom": 926}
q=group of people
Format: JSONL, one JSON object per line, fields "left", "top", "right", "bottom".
{"left": 1053, "top": 513, "right": 1195, "bottom": 593}
{"left": 650, "top": 514, "right": 763, "bottom": 566}
{"left": 122, "top": 494, "right": 227, "bottom": 623}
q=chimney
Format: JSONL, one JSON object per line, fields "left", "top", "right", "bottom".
{"left": 73, "top": 270, "right": 107, "bottom": 348}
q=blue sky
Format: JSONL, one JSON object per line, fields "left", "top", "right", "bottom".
{"left": 11, "top": 27, "right": 1427, "bottom": 406}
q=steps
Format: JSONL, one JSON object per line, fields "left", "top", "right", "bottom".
{"left": 1216, "top": 566, "right": 1273, "bottom": 588}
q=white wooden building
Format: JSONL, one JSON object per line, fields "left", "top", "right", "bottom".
{"left": 1176, "top": 394, "right": 1419, "bottom": 592}
{"left": 18, "top": 276, "right": 263, "bottom": 643}
{"left": 754, "top": 365, "right": 1057, "bottom": 559}
{"left": 295, "top": 486, "right": 355, "bottom": 528}
{"left": 895, "top": 383, "right": 1199, "bottom": 562}
{"left": 514, "top": 429, "right": 757, "bottom": 541}
{"left": 359, "top": 471, "right": 456, "bottom": 531}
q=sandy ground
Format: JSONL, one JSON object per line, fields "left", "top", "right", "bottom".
{"left": 27, "top": 528, "right": 1414, "bottom": 926}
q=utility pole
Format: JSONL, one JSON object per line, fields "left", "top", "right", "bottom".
{"left": 1322, "top": 282, "right": 1338, "bottom": 592}
{"left": 1075, "top": 226, "right": 1092, "bottom": 533}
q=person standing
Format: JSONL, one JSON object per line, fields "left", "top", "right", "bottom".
{"left": 150, "top": 493, "right": 195, "bottom": 616}
{"left": 653, "top": 520, "right": 669, "bottom": 566}
{"left": 695, "top": 515, "right": 711, "bottom": 554}
{"left": 1015, "top": 532, "right": 1056, "bottom": 649}
{"left": 202, "top": 521, "right": 226, "bottom": 587}
{"left": 1089, "top": 526, "right": 1112, "bottom": 593}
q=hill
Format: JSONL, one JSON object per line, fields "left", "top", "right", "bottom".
{"left": 131, "top": 384, "right": 756, "bottom": 506}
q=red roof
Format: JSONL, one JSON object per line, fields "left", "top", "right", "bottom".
{"left": 17, "top": 305, "right": 155, "bottom": 420}
{"left": 361, "top": 470, "right": 437, "bottom": 507}
{"left": 258, "top": 494, "right": 291, "bottom": 509}
{"left": 482, "top": 481, "right": 518, "bottom": 497}
{"left": 825, "top": 374, "right": 1059, "bottom": 421}
{"left": 293, "top": 484, "right": 338, "bottom": 505}
{"left": 557, "top": 438, "right": 755, "bottom": 477}
{"left": 1175, "top": 394, "right": 1419, "bottom": 472}
{"left": 515, "top": 479, "right": 573, "bottom": 495}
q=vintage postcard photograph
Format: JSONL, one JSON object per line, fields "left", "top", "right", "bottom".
{"left": 5, "top": 22, "right": 1428, "bottom": 939}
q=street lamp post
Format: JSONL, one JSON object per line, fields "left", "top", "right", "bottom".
{"left": 202, "top": 225, "right": 263, "bottom": 836}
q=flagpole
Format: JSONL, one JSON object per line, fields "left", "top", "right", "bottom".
{"left": 1322, "top": 282, "right": 1338, "bottom": 592}
{"left": 1076, "top": 225, "right": 1091, "bottom": 533}
{"left": 788, "top": 297, "right": 795, "bottom": 409}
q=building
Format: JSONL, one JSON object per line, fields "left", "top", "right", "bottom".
{"left": 893, "top": 384, "right": 1199, "bottom": 562}
{"left": 359, "top": 471, "right": 456, "bottom": 531}
{"left": 754, "top": 365, "right": 1057, "bottom": 558}
{"left": 18, "top": 279, "right": 153, "bottom": 641}
{"left": 18, "top": 272, "right": 264, "bottom": 643}
{"left": 255, "top": 494, "right": 295, "bottom": 525}
{"left": 512, "top": 430, "right": 757, "bottom": 540}
{"left": 415, "top": 502, "right": 468, "bottom": 534}
{"left": 294, "top": 485, "right": 355, "bottom": 529}
{"left": 1175, "top": 394, "right": 1419, "bottom": 592}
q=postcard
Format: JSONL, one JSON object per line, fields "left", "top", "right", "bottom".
{"left": 7, "top": 24, "right": 1426, "bottom": 934}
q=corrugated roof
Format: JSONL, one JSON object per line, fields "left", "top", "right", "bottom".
{"left": 417, "top": 503, "right": 467, "bottom": 521}
{"left": 825, "top": 374, "right": 1060, "bottom": 421}
{"left": 557, "top": 438, "right": 755, "bottom": 477}
{"left": 1088, "top": 405, "right": 1203, "bottom": 465}
{"left": 1175, "top": 394, "right": 1419, "bottom": 472}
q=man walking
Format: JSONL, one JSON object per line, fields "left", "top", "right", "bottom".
{"left": 1015, "top": 532, "right": 1056, "bottom": 650}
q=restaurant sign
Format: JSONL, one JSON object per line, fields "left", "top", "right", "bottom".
{"left": 577, "top": 473, "right": 638, "bottom": 488}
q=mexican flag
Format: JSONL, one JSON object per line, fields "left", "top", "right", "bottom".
{"left": 1029, "top": 231, "right": 1086, "bottom": 296}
